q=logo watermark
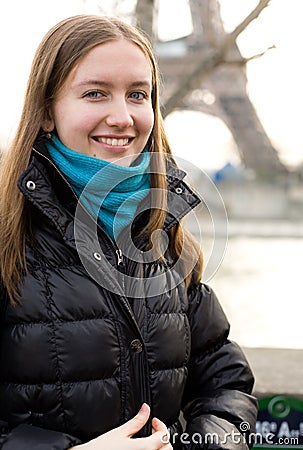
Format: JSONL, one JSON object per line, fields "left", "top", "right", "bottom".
{"left": 161, "top": 421, "right": 300, "bottom": 447}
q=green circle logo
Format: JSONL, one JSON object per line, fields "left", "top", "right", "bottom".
{"left": 268, "top": 396, "right": 291, "bottom": 419}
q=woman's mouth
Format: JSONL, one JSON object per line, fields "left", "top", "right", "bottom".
{"left": 92, "top": 137, "right": 133, "bottom": 146}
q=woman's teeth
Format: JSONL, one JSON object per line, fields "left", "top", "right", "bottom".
{"left": 98, "top": 137, "right": 129, "bottom": 146}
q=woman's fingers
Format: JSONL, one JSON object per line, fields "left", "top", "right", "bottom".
{"left": 71, "top": 407, "right": 172, "bottom": 450}
{"left": 152, "top": 417, "right": 167, "bottom": 433}
{"left": 151, "top": 417, "right": 172, "bottom": 449}
{"left": 117, "top": 403, "right": 150, "bottom": 438}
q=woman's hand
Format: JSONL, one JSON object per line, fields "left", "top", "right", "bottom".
{"left": 69, "top": 403, "right": 173, "bottom": 450}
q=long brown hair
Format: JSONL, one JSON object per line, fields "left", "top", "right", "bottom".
{"left": 0, "top": 15, "right": 203, "bottom": 305}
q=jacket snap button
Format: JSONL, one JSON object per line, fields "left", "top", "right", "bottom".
{"left": 26, "top": 180, "right": 36, "bottom": 191}
{"left": 175, "top": 186, "right": 183, "bottom": 194}
{"left": 93, "top": 252, "right": 102, "bottom": 261}
{"left": 130, "top": 339, "right": 143, "bottom": 353}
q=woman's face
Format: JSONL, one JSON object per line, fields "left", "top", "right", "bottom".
{"left": 44, "top": 39, "right": 154, "bottom": 166}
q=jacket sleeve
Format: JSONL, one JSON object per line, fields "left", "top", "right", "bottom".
{"left": 179, "top": 283, "right": 258, "bottom": 450}
{"left": 0, "top": 284, "right": 82, "bottom": 450}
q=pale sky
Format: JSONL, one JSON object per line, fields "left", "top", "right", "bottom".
{"left": 0, "top": 0, "right": 302, "bottom": 171}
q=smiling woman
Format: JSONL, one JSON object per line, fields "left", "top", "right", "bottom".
{"left": 0, "top": 13, "right": 257, "bottom": 450}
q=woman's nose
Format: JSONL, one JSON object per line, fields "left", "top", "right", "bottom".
{"left": 105, "top": 99, "right": 134, "bottom": 128}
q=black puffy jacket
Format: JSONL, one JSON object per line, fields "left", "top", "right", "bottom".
{"left": 0, "top": 143, "right": 258, "bottom": 449}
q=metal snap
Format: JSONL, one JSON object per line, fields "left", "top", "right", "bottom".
{"left": 26, "top": 180, "right": 36, "bottom": 191}
{"left": 175, "top": 187, "right": 183, "bottom": 194}
{"left": 130, "top": 339, "right": 143, "bottom": 353}
{"left": 93, "top": 252, "right": 102, "bottom": 261}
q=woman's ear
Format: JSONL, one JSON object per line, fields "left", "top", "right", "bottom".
{"left": 41, "top": 110, "right": 54, "bottom": 133}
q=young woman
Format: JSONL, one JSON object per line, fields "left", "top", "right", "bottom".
{"left": 0, "top": 15, "right": 257, "bottom": 450}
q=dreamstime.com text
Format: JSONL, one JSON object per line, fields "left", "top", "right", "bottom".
{"left": 161, "top": 422, "right": 300, "bottom": 447}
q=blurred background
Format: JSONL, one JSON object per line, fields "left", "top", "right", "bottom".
{"left": 0, "top": 0, "right": 302, "bottom": 354}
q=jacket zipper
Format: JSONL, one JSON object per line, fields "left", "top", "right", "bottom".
{"left": 116, "top": 249, "right": 124, "bottom": 266}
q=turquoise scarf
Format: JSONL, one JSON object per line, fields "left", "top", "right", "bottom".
{"left": 46, "top": 136, "right": 150, "bottom": 241}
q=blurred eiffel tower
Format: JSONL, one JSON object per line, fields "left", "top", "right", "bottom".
{"left": 135, "top": 0, "right": 287, "bottom": 176}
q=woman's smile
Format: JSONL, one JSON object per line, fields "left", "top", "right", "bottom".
{"left": 91, "top": 134, "right": 135, "bottom": 150}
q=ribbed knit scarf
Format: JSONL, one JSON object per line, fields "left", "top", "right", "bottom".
{"left": 46, "top": 136, "right": 150, "bottom": 241}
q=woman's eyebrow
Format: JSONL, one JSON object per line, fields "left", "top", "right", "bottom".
{"left": 73, "top": 79, "right": 151, "bottom": 89}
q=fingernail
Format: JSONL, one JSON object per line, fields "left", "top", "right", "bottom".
{"left": 138, "top": 403, "right": 149, "bottom": 415}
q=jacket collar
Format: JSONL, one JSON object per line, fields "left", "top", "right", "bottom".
{"left": 18, "top": 141, "right": 201, "bottom": 239}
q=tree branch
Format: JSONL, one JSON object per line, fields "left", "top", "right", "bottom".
{"left": 162, "top": 0, "right": 272, "bottom": 117}
{"left": 223, "top": 45, "right": 276, "bottom": 66}
{"left": 228, "top": 0, "right": 272, "bottom": 45}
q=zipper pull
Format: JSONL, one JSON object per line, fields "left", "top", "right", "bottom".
{"left": 116, "top": 249, "right": 124, "bottom": 266}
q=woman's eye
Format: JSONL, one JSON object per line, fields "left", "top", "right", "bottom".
{"left": 84, "top": 91, "right": 103, "bottom": 99}
{"left": 130, "top": 91, "right": 145, "bottom": 101}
